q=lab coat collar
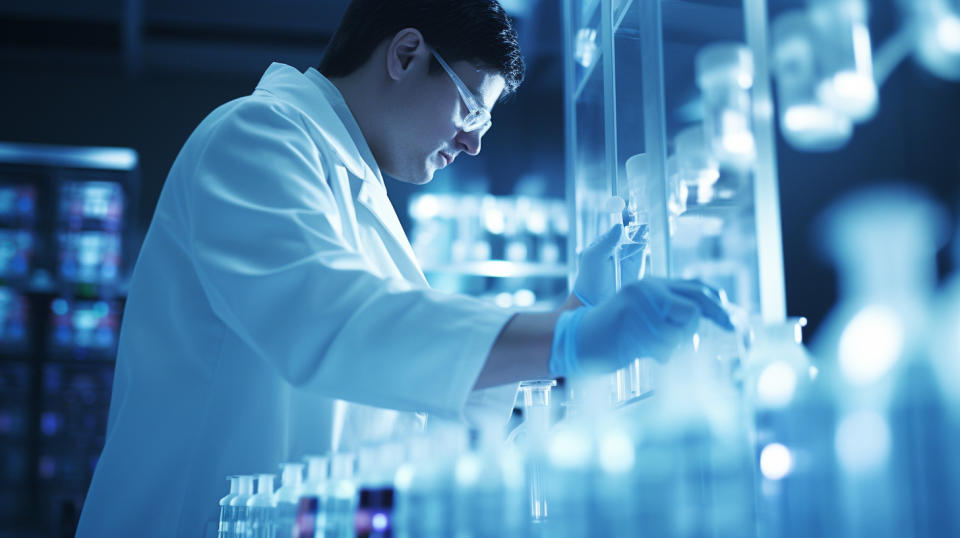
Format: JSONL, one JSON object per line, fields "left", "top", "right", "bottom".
{"left": 254, "top": 63, "right": 383, "bottom": 185}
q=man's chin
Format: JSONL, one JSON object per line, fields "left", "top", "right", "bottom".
{"left": 388, "top": 167, "right": 434, "bottom": 185}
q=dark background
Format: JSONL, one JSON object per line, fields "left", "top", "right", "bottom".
{"left": 0, "top": 0, "right": 957, "bottom": 534}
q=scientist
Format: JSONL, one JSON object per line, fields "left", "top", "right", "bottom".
{"left": 76, "top": 0, "right": 732, "bottom": 536}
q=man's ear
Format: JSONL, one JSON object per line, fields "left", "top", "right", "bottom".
{"left": 386, "top": 28, "right": 426, "bottom": 81}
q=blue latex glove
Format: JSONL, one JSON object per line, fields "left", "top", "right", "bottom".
{"left": 550, "top": 278, "right": 734, "bottom": 377}
{"left": 573, "top": 223, "right": 647, "bottom": 306}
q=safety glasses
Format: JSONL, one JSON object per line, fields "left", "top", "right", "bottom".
{"left": 430, "top": 48, "right": 491, "bottom": 133}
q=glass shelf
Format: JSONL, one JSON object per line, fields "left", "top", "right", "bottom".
{"left": 421, "top": 261, "right": 568, "bottom": 279}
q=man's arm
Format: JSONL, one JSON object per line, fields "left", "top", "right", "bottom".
{"left": 473, "top": 294, "right": 583, "bottom": 389}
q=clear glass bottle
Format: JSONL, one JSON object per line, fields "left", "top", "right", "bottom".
{"left": 323, "top": 452, "right": 357, "bottom": 538}
{"left": 808, "top": 0, "right": 878, "bottom": 122}
{"left": 247, "top": 474, "right": 277, "bottom": 538}
{"left": 812, "top": 184, "right": 949, "bottom": 536}
{"left": 218, "top": 476, "right": 239, "bottom": 538}
{"left": 695, "top": 42, "right": 757, "bottom": 170}
{"left": 772, "top": 9, "right": 853, "bottom": 151}
{"left": 230, "top": 475, "right": 255, "bottom": 538}
{"left": 273, "top": 463, "right": 304, "bottom": 538}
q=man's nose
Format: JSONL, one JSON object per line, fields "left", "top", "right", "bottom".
{"left": 456, "top": 128, "right": 482, "bottom": 156}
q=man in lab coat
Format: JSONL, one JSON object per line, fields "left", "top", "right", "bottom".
{"left": 77, "top": 1, "right": 731, "bottom": 536}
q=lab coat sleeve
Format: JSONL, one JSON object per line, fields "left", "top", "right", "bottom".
{"left": 185, "top": 97, "right": 514, "bottom": 418}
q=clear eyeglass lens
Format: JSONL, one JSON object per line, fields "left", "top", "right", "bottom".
{"left": 463, "top": 109, "right": 490, "bottom": 132}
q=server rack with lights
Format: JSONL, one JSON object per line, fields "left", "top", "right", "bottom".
{"left": 0, "top": 142, "right": 140, "bottom": 536}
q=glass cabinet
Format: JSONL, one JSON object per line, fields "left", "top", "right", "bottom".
{"left": 564, "top": 0, "right": 786, "bottom": 321}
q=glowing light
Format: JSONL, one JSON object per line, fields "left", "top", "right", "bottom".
{"left": 835, "top": 410, "right": 890, "bottom": 472}
{"left": 936, "top": 16, "right": 960, "bottom": 54}
{"left": 513, "top": 289, "right": 536, "bottom": 308}
{"left": 696, "top": 168, "right": 721, "bottom": 187}
{"left": 720, "top": 129, "right": 756, "bottom": 158}
{"left": 483, "top": 206, "right": 506, "bottom": 235}
{"left": 494, "top": 292, "right": 513, "bottom": 309}
{"left": 372, "top": 513, "right": 388, "bottom": 531}
{"left": 692, "top": 333, "right": 701, "bottom": 351}
{"left": 394, "top": 465, "right": 414, "bottom": 491}
{"left": 756, "top": 361, "right": 798, "bottom": 408}
{"left": 782, "top": 104, "right": 852, "bottom": 146}
{"left": 598, "top": 430, "right": 635, "bottom": 474}
{"left": 548, "top": 427, "right": 591, "bottom": 469}
{"left": 809, "top": 365, "right": 819, "bottom": 380}
{"left": 409, "top": 194, "right": 440, "bottom": 221}
{"left": 838, "top": 305, "right": 904, "bottom": 385}
{"left": 455, "top": 454, "right": 481, "bottom": 486}
{"left": 759, "top": 443, "right": 793, "bottom": 480}
{"left": 818, "top": 69, "right": 877, "bottom": 122}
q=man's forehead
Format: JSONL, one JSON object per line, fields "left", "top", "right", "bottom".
{"left": 460, "top": 65, "right": 506, "bottom": 109}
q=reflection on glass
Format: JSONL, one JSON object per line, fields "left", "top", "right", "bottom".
{"left": 574, "top": 28, "right": 599, "bottom": 69}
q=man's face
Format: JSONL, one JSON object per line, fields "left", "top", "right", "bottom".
{"left": 381, "top": 57, "right": 506, "bottom": 184}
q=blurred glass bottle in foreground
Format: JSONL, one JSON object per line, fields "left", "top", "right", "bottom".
{"left": 812, "top": 184, "right": 953, "bottom": 537}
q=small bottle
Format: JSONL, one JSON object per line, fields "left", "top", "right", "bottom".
{"left": 247, "top": 474, "right": 277, "bottom": 538}
{"left": 230, "top": 475, "right": 255, "bottom": 538}
{"left": 273, "top": 463, "right": 304, "bottom": 538}
{"left": 808, "top": 0, "right": 878, "bottom": 122}
{"left": 695, "top": 42, "right": 757, "bottom": 170}
{"left": 324, "top": 452, "right": 357, "bottom": 538}
{"left": 772, "top": 9, "right": 852, "bottom": 151}
{"left": 218, "top": 476, "right": 239, "bottom": 538}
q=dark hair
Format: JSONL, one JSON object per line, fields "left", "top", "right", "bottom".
{"left": 319, "top": 0, "right": 525, "bottom": 96}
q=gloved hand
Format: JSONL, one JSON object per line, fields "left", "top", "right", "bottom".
{"left": 573, "top": 223, "right": 647, "bottom": 306}
{"left": 550, "top": 278, "right": 734, "bottom": 377}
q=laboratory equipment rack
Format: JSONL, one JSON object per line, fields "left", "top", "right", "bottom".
{"left": 0, "top": 142, "right": 139, "bottom": 538}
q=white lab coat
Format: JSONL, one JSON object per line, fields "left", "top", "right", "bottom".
{"left": 76, "top": 63, "right": 518, "bottom": 537}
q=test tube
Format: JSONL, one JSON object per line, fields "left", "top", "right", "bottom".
{"left": 695, "top": 43, "right": 756, "bottom": 170}
{"left": 519, "top": 379, "right": 556, "bottom": 524}
{"left": 621, "top": 154, "right": 652, "bottom": 282}
{"left": 675, "top": 125, "right": 720, "bottom": 205}
{"left": 773, "top": 10, "right": 853, "bottom": 151}
{"left": 808, "top": 0, "right": 878, "bottom": 122}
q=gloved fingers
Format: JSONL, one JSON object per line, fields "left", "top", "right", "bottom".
{"left": 620, "top": 279, "right": 701, "bottom": 329}
{"left": 582, "top": 223, "right": 623, "bottom": 261}
{"left": 666, "top": 280, "right": 734, "bottom": 330}
{"left": 620, "top": 288, "right": 700, "bottom": 363}
{"left": 662, "top": 294, "right": 702, "bottom": 329}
